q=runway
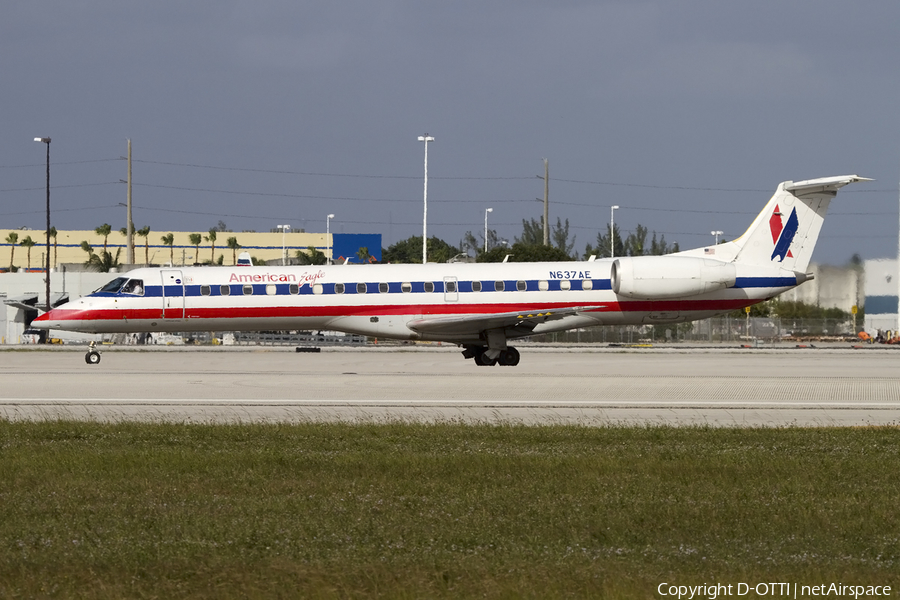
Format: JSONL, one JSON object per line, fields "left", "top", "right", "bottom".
{"left": 1, "top": 345, "right": 899, "bottom": 426}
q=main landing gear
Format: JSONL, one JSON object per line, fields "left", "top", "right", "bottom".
{"left": 85, "top": 341, "right": 101, "bottom": 365}
{"left": 461, "top": 345, "right": 520, "bottom": 366}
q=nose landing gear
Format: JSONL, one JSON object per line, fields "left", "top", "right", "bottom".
{"left": 85, "top": 341, "right": 101, "bottom": 365}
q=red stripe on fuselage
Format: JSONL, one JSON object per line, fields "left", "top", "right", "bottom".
{"left": 41, "top": 298, "right": 756, "bottom": 323}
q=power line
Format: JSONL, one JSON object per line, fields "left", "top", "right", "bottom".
{"left": 0, "top": 204, "right": 120, "bottom": 217}
{"left": 132, "top": 159, "right": 531, "bottom": 181}
{"left": 0, "top": 158, "right": 121, "bottom": 169}
{"left": 0, "top": 181, "right": 120, "bottom": 193}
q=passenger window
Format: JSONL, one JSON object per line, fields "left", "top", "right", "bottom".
{"left": 289, "top": 283, "right": 299, "bottom": 295}
{"left": 582, "top": 279, "right": 593, "bottom": 291}
{"left": 471, "top": 281, "right": 482, "bottom": 292}
{"left": 266, "top": 284, "right": 277, "bottom": 295}
{"left": 538, "top": 280, "right": 549, "bottom": 292}
{"left": 379, "top": 282, "right": 389, "bottom": 293}
{"left": 560, "top": 280, "right": 571, "bottom": 291}
{"left": 357, "top": 282, "right": 367, "bottom": 294}
{"left": 424, "top": 282, "right": 434, "bottom": 293}
{"left": 401, "top": 282, "right": 412, "bottom": 293}
{"left": 313, "top": 284, "right": 323, "bottom": 295}
{"left": 335, "top": 283, "right": 345, "bottom": 294}
{"left": 446, "top": 281, "right": 457, "bottom": 293}
{"left": 243, "top": 285, "right": 253, "bottom": 295}
{"left": 201, "top": 285, "right": 211, "bottom": 296}
{"left": 494, "top": 281, "right": 504, "bottom": 292}
{"left": 220, "top": 285, "right": 230, "bottom": 296}
{"left": 516, "top": 280, "right": 526, "bottom": 291}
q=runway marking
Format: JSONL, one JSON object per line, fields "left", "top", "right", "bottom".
{"left": 4, "top": 399, "right": 900, "bottom": 409}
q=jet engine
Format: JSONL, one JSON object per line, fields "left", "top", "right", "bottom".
{"left": 610, "top": 256, "right": 736, "bottom": 300}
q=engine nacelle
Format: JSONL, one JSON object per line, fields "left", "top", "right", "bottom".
{"left": 611, "top": 256, "right": 737, "bottom": 300}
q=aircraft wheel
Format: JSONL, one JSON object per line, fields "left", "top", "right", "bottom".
{"left": 475, "top": 349, "right": 497, "bottom": 366}
{"left": 499, "top": 347, "right": 520, "bottom": 366}
{"left": 85, "top": 351, "right": 101, "bottom": 365}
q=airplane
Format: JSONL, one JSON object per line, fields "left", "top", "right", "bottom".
{"left": 32, "top": 175, "right": 869, "bottom": 366}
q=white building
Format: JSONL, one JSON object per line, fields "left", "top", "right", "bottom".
{"left": 864, "top": 259, "right": 898, "bottom": 333}
{"left": 779, "top": 263, "right": 863, "bottom": 312}
{"left": 1, "top": 267, "right": 119, "bottom": 344}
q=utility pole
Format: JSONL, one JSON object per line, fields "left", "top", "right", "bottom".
{"left": 418, "top": 134, "right": 434, "bottom": 264}
{"left": 34, "top": 137, "right": 51, "bottom": 328}
{"left": 126, "top": 139, "right": 133, "bottom": 265}
{"left": 538, "top": 159, "right": 549, "bottom": 245}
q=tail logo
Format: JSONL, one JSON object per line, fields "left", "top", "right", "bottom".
{"left": 769, "top": 204, "right": 798, "bottom": 262}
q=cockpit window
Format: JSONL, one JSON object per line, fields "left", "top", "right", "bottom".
{"left": 96, "top": 277, "right": 128, "bottom": 294}
{"left": 122, "top": 279, "right": 144, "bottom": 295}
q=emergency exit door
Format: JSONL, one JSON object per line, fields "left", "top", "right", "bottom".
{"left": 161, "top": 270, "right": 185, "bottom": 320}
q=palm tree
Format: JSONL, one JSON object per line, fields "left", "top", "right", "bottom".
{"left": 188, "top": 233, "right": 202, "bottom": 264}
{"left": 95, "top": 223, "right": 112, "bottom": 254}
{"left": 296, "top": 246, "right": 327, "bottom": 265}
{"left": 19, "top": 236, "right": 36, "bottom": 269}
{"left": 80, "top": 241, "right": 94, "bottom": 264}
{"left": 161, "top": 233, "right": 175, "bottom": 266}
{"left": 205, "top": 229, "right": 217, "bottom": 264}
{"left": 48, "top": 227, "right": 58, "bottom": 268}
{"left": 87, "top": 248, "right": 122, "bottom": 273}
{"left": 136, "top": 226, "right": 150, "bottom": 265}
{"left": 226, "top": 236, "right": 241, "bottom": 265}
{"left": 5, "top": 232, "right": 18, "bottom": 270}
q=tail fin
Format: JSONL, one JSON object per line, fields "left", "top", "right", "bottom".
{"left": 731, "top": 175, "right": 870, "bottom": 271}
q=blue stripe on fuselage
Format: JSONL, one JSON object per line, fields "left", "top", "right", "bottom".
{"left": 733, "top": 277, "right": 796, "bottom": 288}
{"left": 92, "top": 278, "right": 613, "bottom": 298}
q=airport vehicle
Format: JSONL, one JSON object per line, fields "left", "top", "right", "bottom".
{"left": 33, "top": 175, "right": 868, "bottom": 366}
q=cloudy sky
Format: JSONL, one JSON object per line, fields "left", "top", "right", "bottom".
{"left": 2, "top": 1, "right": 899, "bottom": 264}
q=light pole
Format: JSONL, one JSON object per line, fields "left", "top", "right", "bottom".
{"left": 484, "top": 208, "right": 493, "bottom": 253}
{"left": 711, "top": 230, "right": 723, "bottom": 245}
{"left": 417, "top": 134, "right": 434, "bottom": 264}
{"left": 34, "top": 137, "right": 51, "bottom": 341}
{"left": 277, "top": 224, "right": 290, "bottom": 265}
{"left": 326, "top": 214, "right": 335, "bottom": 265}
{"left": 610, "top": 205, "right": 619, "bottom": 258}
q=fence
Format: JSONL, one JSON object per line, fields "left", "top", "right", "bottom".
{"left": 102, "top": 317, "right": 861, "bottom": 347}
{"left": 528, "top": 317, "right": 861, "bottom": 344}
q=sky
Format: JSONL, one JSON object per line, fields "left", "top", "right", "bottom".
{"left": 2, "top": 1, "right": 900, "bottom": 265}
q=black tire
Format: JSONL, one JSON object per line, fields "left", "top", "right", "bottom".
{"left": 85, "top": 351, "right": 101, "bottom": 365}
{"left": 474, "top": 349, "right": 497, "bottom": 366}
{"left": 499, "top": 347, "right": 520, "bottom": 366}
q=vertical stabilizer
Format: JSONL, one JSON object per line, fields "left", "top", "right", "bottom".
{"left": 732, "top": 175, "right": 869, "bottom": 271}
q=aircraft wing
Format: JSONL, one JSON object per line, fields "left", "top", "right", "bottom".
{"left": 407, "top": 305, "right": 604, "bottom": 338}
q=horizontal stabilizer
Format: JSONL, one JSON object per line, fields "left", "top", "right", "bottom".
{"left": 784, "top": 175, "right": 872, "bottom": 194}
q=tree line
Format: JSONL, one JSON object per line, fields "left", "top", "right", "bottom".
{"left": 5, "top": 216, "right": 679, "bottom": 272}
{"left": 378, "top": 216, "right": 680, "bottom": 264}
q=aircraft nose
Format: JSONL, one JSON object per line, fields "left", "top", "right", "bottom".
{"left": 30, "top": 307, "right": 75, "bottom": 331}
{"left": 31, "top": 311, "right": 51, "bottom": 330}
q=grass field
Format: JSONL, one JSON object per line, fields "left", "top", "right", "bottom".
{"left": 1, "top": 421, "right": 898, "bottom": 599}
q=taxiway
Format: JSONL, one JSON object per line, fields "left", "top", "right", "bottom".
{"left": 1, "top": 345, "right": 898, "bottom": 426}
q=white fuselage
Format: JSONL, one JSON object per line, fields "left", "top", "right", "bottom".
{"left": 34, "top": 259, "right": 797, "bottom": 344}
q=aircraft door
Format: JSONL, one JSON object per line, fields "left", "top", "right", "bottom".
{"left": 443, "top": 277, "right": 458, "bottom": 302}
{"left": 161, "top": 270, "right": 185, "bottom": 320}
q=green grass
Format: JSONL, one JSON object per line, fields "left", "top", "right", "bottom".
{"left": 1, "top": 422, "right": 898, "bottom": 599}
